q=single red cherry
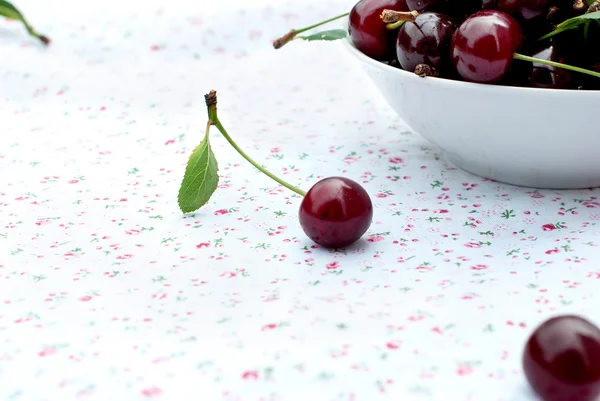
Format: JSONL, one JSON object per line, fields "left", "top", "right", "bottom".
{"left": 395, "top": 12, "right": 455, "bottom": 73}
{"left": 450, "top": 10, "right": 523, "bottom": 83}
{"left": 299, "top": 177, "right": 373, "bottom": 249}
{"left": 349, "top": 0, "right": 410, "bottom": 61}
{"left": 523, "top": 315, "right": 600, "bottom": 401}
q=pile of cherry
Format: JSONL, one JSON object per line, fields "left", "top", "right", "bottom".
{"left": 348, "top": 0, "right": 600, "bottom": 88}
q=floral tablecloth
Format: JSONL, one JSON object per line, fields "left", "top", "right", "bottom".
{"left": 2, "top": 0, "right": 600, "bottom": 400}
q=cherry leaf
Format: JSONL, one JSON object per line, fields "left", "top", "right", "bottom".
{"left": 297, "top": 29, "right": 347, "bottom": 42}
{"left": 539, "top": 10, "right": 600, "bottom": 40}
{"left": 177, "top": 132, "right": 219, "bottom": 214}
{"left": 0, "top": 0, "right": 49, "bottom": 44}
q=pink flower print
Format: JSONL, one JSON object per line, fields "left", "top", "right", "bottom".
{"left": 545, "top": 249, "right": 560, "bottom": 254}
{"left": 241, "top": 371, "right": 259, "bottom": 380}
{"left": 270, "top": 147, "right": 280, "bottom": 153}
{"left": 141, "top": 387, "right": 162, "bottom": 397}
{"left": 164, "top": 139, "right": 175, "bottom": 145}
{"left": 367, "top": 235, "right": 384, "bottom": 243}
{"left": 261, "top": 323, "right": 277, "bottom": 331}
{"left": 386, "top": 341, "right": 401, "bottom": 350}
{"left": 38, "top": 347, "right": 57, "bottom": 357}
{"left": 196, "top": 243, "right": 210, "bottom": 248}
{"left": 79, "top": 295, "right": 93, "bottom": 302}
{"left": 326, "top": 261, "right": 340, "bottom": 270}
{"left": 68, "top": 179, "right": 79, "bottom": 184}
{"left": 456, "top": 365, "right": 474, "bottom": 376}
{"left": 464, "top": 242, "right": 481, "bottom": 248}
{"left": 542, "top": 224, "right": 557, "bottom": 231}
{"left": 389, "top": 157, "right": 404, "bottom": 164}
{"left": 470, "top": 264, "right": 488, "bottom": 271}
{"left": 583, "top": 201, "right": 600, "bottom": 208}
{"left": 214, "top": 209, "right": 228, "bottom": 216}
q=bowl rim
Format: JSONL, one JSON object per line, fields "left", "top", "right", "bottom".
{"left": 340, "top": 16, "right": 600, "bottom": 96}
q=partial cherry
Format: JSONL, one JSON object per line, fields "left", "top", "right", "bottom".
{"left": 349, "top": 0, "right": 410, "bottom": 60}
{"left": 406, "top": 0, "right": 447, "bottom": 12}
{"left": 523, "top": 315, "right": 600, "bottom": 401}
{"left": 299, "top": 177, "right": 373, "bottom": 249}
{"left": 527, "top": 46, "right": 572, "bottom": 89}
{"left": 450, "top": 10, "right": 523, "bottom": 83}
{"left": 395, "top": 12, "right": 455, "bottom": 73}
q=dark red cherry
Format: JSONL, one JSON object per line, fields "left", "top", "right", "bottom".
{"left": 528, "top": 46, "right": 572, "bottom": 89}
{"left": 299, "top": 177, "right": 373, "bottom": 249}
{"left": 482, "top": 0, "right": 553, "bottom": 13}
{"left": 523, "top": 315, "right": 600, "bottom": 401}
{"left": 406, "top": 0, "right": 447, "bottom": 12}
{"left": 395, "top": 12, "right": 455, "bottom": 73}
{"left": 349, "top": 0, "right": 410, "bottom": 61}
{"left": 450, "top": 10, "right": 523, "bottom": 83}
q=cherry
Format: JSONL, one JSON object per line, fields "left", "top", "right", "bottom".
{"left": 450, "top": 10, "right": 523, "bottom": 83}
{"left": 523, "top": 315, "right": 600, "bottom": 401}
{"left": 406, "top": 0, "right": 448, "bottom": 12}
{"left": 395, "top": 12, "right": 455, "bottom": 73}
{"left": 299, "top": 177, "right": 373, "bottom": 249}
{"left": 349, "top": 0, "right": 410, "bottom": 60}
{"left": 527, "top": 46, "right": 572, "bottom": 89}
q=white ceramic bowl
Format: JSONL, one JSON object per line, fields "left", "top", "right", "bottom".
{"left": 341, "top": 21, "right": 600, "bottom": 189}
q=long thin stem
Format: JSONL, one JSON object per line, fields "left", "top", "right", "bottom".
{"left": 204, "top": 90, "right": 307, "bottom": 198}
{"left": 24, "top": 23, "right": 50, "bottom": 45}
{"left": 513, "top": 53, "right": 600, "bottom": 79}
{"left": 273, "top": 12, "right": 349, "bottom": 49}
{"left": 295, "top": 12, "right": 349, "bottom": 34}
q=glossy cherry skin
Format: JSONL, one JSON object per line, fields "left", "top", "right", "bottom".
{"left": 523, "top": 315, "right": 600, "bottom": 401}
{"left": 396, "top": 12, "right": 455, "bottom": 73}
{"left": 349, "top": 0, "right": 409, "bottom": 61}
{"left": 299, "top": 177, "right": 373, "bottom": 249}
{"left": 450, "top": 10, "right": 523, "bottom": 83}
{"left": 528, "top": 46, "right": 572, "bottom": 89}
{"left": 406, "top": 0, "right": 447, "bottom": 12}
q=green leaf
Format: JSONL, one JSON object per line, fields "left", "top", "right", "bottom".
{"left": 297, "top": 29, "right": 347, "bottom": 42}
{"left": 0, "top": 0, "right": 25, "bottom": 21}
{"left": 539, "top": 10, "right": 600, "bottom": 40}
{"left": 177, "top": 132, "right": 219, "bottom": 213}
{"left": 0, "top": 0, "right": 48, "bottom": 44}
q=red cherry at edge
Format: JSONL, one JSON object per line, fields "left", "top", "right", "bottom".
{"left": 450, "top": 10, "right": 523, "bottom": 83}
{"left": 349, "top": 0, "right": 410, "bottom": 60}
{"left": 299, "top": 177, "right": 373, "bottom": 249}
{"left": 522, "top": 315, "right": 600, "bottom": 401}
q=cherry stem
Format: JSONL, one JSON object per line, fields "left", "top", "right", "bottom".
{"left": 273, "top": 12, "right": 349, "bottom": 49}
{"left": 383, "top": 10, "right": 418, "bottom": 30}
{"left": 513, "top": 53, "right": 600, "bottom": 79}
{"left": 204, "top": 90, "right": 307, "bottom": 198}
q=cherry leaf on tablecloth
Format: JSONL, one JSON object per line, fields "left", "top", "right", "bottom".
{"left": 177, "top": 131, "right": 219, "bottom": 214}
{"left": 297, "top": 29, "right": 347, "bottom": 42}
{"left": 539, "top": 10, "right": 600, "bottom": 39}
{"left": 0, "top": 0, "right": 49, "bottom": 44}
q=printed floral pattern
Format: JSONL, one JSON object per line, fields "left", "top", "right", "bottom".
{"left": 1, "top": 0, "right": 600, "bottom": 400}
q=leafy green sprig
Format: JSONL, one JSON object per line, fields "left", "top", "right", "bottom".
{"left": 0, "top": 0, "right": 49, "bottom": 45}
{"left": 178, "top": 91, "right": 306, "bottom": 214}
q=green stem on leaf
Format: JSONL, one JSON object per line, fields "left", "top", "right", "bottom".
{"left": 513, "top": 53, "right": 600, "bottom": 79}
{"left": 205, "top": 90, "right": 307, "bottom": 197}
{"left": 273, "top": 12, "right": 349, "bottom": 49}
{"left": 0, "top": 0, "right": 50, "bottom": 45}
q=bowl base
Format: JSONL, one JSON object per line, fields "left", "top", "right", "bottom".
{"left": 444, "top": 151, "right": 600, "bottom": 190}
